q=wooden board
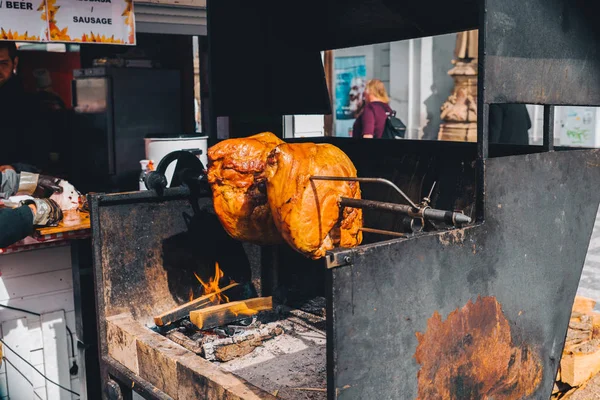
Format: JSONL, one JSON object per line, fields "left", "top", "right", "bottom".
{"left": 34, "top": 210, "right": 90, "bottom": 237}
{"left": 153, "top": 282, "right": 239, "bottom": 326}
{"left": 572, "top": 296, "right": 597, "bottom": 315}
{"left": 561, "top": 346, "right": 600, "bottom": 387}
{"left": 190, "top": 297, "right": 273, "bottom": 330}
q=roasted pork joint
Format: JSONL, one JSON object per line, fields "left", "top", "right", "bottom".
{"left": 265, "top": 143, "right": 363, "bottom": 259}
{"left": 207, "top": 132, "right": 284, "bottom": 244}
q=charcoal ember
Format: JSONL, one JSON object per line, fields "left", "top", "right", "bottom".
{"left": 299, "top": 297, "right": 327, "bottom": 317}
{"left": 180, "top": 319, "right": 198, "bottom": 332}
{"left": 202, "top": 325, "right": 284, "bottom": 362}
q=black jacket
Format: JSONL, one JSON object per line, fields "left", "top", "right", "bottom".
{"left": 0, "top": 206, "right": 34, "bottom": 248}
{"left": 0, "top": 76, "right": 51, "bottom": 168}
{"left": 0, "top": 170, "right": 34, "bottom": 247}
{"left": 489, "top": 104, "right": 532, "bottom": 146}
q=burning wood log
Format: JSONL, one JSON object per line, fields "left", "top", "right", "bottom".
{"left": 154, "top": 282, "right": 240, "bottom": 327}
{"left": 189, "top": 296, "right": 273, "bottom": 330}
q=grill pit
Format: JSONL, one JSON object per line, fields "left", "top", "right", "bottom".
{"left": 91, "top": 140, "right": 480, "bottom": 399}
{"left": 158, "top": 298, "right": 327, "bottom": 399}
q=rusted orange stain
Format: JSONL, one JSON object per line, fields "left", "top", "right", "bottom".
{"left": 415, "top": 296, "right": 542, "bottom": 399}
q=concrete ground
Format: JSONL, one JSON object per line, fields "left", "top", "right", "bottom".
{"left": 577, "top": 208, "right": 600, "bottom": 309}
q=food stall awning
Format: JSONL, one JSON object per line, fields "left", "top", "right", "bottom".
{"left": 134, "top": 0, "right": 207, "bottom": 36}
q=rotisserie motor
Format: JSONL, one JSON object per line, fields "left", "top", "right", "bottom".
{"left": 265, "top": 142, "right": 363, "bottom": 259}
{"left": 207, "top": 132, "right": 284, "bottom": 244}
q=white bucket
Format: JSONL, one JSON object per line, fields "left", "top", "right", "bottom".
{"left": 144, "top": 135, "right": 208, "bottom": 187}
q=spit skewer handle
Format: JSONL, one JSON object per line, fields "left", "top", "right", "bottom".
{"left": 340, "top": 197, "right": 471, "bottom": 225}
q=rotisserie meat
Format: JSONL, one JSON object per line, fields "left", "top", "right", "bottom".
{"left": 207, "top": 132, "right": 284, "bottom": 244}
{"left": 265, "top": 143, "right": 363, "bottom": 259}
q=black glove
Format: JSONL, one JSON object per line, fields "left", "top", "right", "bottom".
{"left": 21, "top": 198, "right": 63, "bottom": 226}
{"left": 34, "top": 175, "right": 63, "bottom": 198}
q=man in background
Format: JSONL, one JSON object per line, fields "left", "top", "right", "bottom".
{"left": 0, "top": 41, "right": 27, "bottom": 165}
{"left": 0, "top": 42, "right": 52, "bottom": 170}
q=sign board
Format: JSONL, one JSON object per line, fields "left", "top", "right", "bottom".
{"left": 0, "top": 0, "right": 135, "bottom": 44}
{"left": 0, "top": 0, "right": 46, "bottom": 41}
{"left": 558, "top": 107, "right": 600, "bottom": 148}
{"left": 334, "top": 56, "right": 366, "bottom": 137}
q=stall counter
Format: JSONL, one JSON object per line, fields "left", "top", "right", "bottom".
{"left": 0, "top": 210, "right": 90, "bottom": 255}
{"left": 0, "top": 210, "right": 91, "bottom": 397}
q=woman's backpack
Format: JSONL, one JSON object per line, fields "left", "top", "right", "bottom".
{"left": 382, "top": 110, "right": 407, "bottom": 140}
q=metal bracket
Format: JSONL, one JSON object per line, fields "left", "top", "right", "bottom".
{"left": 326, "top": 251, "right": 353, "bottom": 269}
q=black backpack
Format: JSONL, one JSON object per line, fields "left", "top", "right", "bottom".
{"left": 381, "top": 108, "right": 407, "bottom": 140}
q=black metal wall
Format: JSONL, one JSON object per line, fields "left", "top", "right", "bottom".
{"left": 484, "top": 0, "right": 600, "bottom": 106}
{"left": 326, "top": 149, "right": 600, "bottom": 399}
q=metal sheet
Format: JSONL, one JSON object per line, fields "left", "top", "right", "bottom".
{"left": 484, "top": 0, "right": 600, "bottom": 105}
{"left": 327, "top": 149, "right": 600, "bottom": 399}
{"left": 91, "top": 189, "right": 262, "bottom": 325}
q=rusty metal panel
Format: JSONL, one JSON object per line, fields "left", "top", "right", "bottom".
{"left": 484, "top": 0, "right": 600, "bottom": 105}
{"left": 327, "top": 149, "right": 600, "bottom": 399}
{"left": 90, "top": 189, "right": 262, "bottom": 326}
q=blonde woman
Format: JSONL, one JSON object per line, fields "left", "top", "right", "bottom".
{"left": 352, "top": 79, "right": 392, "bottom": 139}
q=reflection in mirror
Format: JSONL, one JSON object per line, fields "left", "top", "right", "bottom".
{"left": 555, "top": 106, "right": 600, "bottom": 148}
{"left": 324, "top": 30, "right": 477, "bottom": 141}
{"left": 492, "top": 105, "right": 600, "bottom": 149}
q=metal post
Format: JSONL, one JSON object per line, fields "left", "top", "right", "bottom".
{"left": 543, "top": 105, "right": 555, "bottom": 151}
{"left": 206, "top": 0, "right": 218, "bottom": 145}
{"left": 476, "top": 0, "right": 489, "bottom": 223}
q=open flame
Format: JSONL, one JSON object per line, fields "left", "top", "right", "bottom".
{"left": 193, "top": 262, "right": 232, "bottom": 304}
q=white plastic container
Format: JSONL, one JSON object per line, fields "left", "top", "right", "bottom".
{"left": 144, "top": 135, "right": 208, "bottom": 187}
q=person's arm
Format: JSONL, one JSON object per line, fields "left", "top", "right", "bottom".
{"left": 0, "top": 197, "right": 63, "bottom": 248}
{"left": 0, "top": 206, "right": 35, "bottom": 248}
{"left": 361, "top": 106, "right": 376, "bottom": 139}
{"left": 489, "top": 104, "right": 504, "bottom": 143}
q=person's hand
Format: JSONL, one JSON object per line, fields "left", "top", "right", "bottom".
{"left": 0, "top": 165, "right": 14, "bottom": 172}
{"left": 34, "top": 175, "right": 63, "bottom": 198}
{"left": 22, "top": 198, "right": 63, "bottom": 226}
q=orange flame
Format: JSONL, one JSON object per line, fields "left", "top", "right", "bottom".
{"left": 194, "top": 262, "right": 231, "bottom": 304}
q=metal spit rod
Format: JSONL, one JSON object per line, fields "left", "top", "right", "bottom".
{"left": 341, "top": 197, "right": 472, "bottom": 225}
{"left": 310, "top": 176, "right": 419, "bottom": 209}
{"left": 359, "top": 227, "right": 407, "bottom": 238}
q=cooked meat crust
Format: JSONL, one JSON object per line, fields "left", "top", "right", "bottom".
{"left": 207, "top": 132, "right": 284, "bottom": 244}
{"left": 265, "top": 143, "right": 362, "bottom": 259}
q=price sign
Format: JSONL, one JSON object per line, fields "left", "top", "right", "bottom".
{"left": 48, "top": 0, "right": 135, "bottom": 44}
{"left": 0, "top": 0, "right": 135, "bottom": 44}
{"left": 0, "top": 0, "right": 47, "bottom": 41}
